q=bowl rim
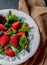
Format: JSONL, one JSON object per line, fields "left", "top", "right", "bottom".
{"left": 0, "top": 9, "right": 40, "bottom": 65}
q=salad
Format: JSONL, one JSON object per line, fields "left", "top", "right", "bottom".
{"left": 0, "top": 10, "right": 31, "bottom": 57}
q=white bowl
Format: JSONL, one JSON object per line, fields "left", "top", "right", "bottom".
{"left": 0, "top": 9, "right": 40, "bottom": 65}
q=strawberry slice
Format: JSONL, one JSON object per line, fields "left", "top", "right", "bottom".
{"left": 10, "top": 35, "right": 18, "bottom": 48}
{"left": 4, "top": 50, "right": 15, "bottom": 57}
{"left": 16, "top": 32, "right": 26, "bottom": 37}
{"left": 12, "top": 21, "right": 20, "bottom": 30}
{"left": 0, "top": 24, "right": 7, "bottom": 31}
{"left": 0, "top": 35, "right": 9, "bottom": 46}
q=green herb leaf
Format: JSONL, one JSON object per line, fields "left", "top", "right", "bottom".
{"left": 4, "top": 21, "right": 11, "bottom": 28}
{"left": 6, "top": 15, "right": 18, "bottom": 22}
{"left": 19, "top": 34, "right": 28, "bottom": 49}
{"left": 4, "top": 14, "right": 18, "bottom": 28}
{"left": 18, "top": 26, "right": 31, "bottom": 32}
{"left": 8, "top": 43, "right": 20, "bottom": 55}
{"left": 0, "top": 50, "right": 2, "bottom": 54}
{"left": 19, "top": 21, "right": 24, "bottom": 28}
{"left": 9, "top": 31, "right": 16, "bottom": 36}
{"left": 16, "top": 46, "right": 22, "bottom": 52}
{"left": 0, "top": 45, "right": 4, "bottom": 54}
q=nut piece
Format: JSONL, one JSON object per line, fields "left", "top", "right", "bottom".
{"left": 8, "top": 10, "right": 11, "bottom": 15}
{"left": 22, "top": 23, "right": 28, "bottom": 28}
{"left": 4, "top": 29, "right": 12, "bottom": 35}
{"left": 4, "top": 45, "right": 9, "bottom": 50}
{"left": 25, "top": 40, "right": 29, "bottom": 44}
{"left": 11, "top": 27, "right": 17, "bottom": 32}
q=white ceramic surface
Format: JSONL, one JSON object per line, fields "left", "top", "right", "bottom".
{"left": 0, "top": 9, "right": 40, "bottom": 65}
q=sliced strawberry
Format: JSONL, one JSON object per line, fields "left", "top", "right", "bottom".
{"left": 12, "top": 21, "right": 20, "bottom": 30}
{"left": 0, "top": 24, "right": 7, "bottom": 31}
{"left": 16, "top": 32, "right": 26, "bottom": 37}
{"left": 0, "top": 35, "right": 9, "bottom": 46}
{"left": 10, "top": 35, "right": 18, "bottom": 48}
{"left": 4, "top": 50, "right": 15, "bottom": 57}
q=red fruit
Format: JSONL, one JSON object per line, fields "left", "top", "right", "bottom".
{"left": 12, "top": 22, "right": 20, "bottom": 30}
{"left": 10, "top": 35, "right": 18, "bottom": 48}
{"left": 16, "top": 32, "right": 26, "bottom": 37}
{"left": 0, "top": 24, "right": 7, "bottom": 31}
{"left": 0, "top": 35, "right": 9, "bottom": 46}
{"left": 4, "top": 50, "right": 15, "bottom": 57}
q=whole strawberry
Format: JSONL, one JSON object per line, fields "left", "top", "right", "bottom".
{"left": 0, "top": 35, "right": 9, "bottom": 46}
{"left": 10, "top": 35, "right": 18, "bottom": 48}
{"left": 4, "top": 50, "right": 15, "bottom": 57}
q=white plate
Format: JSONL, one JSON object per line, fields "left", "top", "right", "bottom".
{"left": 0, "top": 9, "right": 40, "bottom": 65}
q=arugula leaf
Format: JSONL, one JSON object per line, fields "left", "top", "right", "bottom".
{"left": 0, "top": 45, "right": 4, "bottom": 54}
{"left": 18, "top": 26, "right": 31, "bottom": 32}
{"left": 4, "top": 14, "right": 18, "bottom": 28}
{"left": 8, "top": 43, "right": 22, "bottom": 55}
{"left": 6, "top": 15, "right": 18, "bottom": 22}
{"left": 19, "top": 34, "right": 28, "bottom": 49}
{"left": 8, "top": 31, "right": 16, "bottom": 36}
{"left": 16, "top": 46, "right": 22, "bottom": 52}
{"left": 0, "top": 50, "right": 4, "bottom": 54}
{"left": 20, "top": 21, "right": 24, "bottom": 28}
{"left": 4, "top": 21, "right": 11, "bottom": 28}
{"left": 8, "top": 43, "right": 18, "bottom": 54}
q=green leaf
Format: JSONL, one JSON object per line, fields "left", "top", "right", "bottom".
{"left": 4, "top": 14, "right": 18, "bottom": 28}
{"left": 18, "top": 26, "right": 31, "bottom": 32}
{"left": 0, "top": 50, "right": 2, "bottom": 53}
{"left": 20, "top": 21, "right": 24, "bottom": 28}
{"left": 19, "top": 34, "right": 28, "bottom": 49}
{"left": 16, "top": 46, "right": 22, "bottom": 52}
{"left": 8, "top": 31, "right": 16, "bottom": 36}
{"left": 9, "top": 43, "right": 22, "bottom": 52}
{"left": 4, "top": 21, "right": 11, "bottom": 28}
{"left": 6, "top": 15, "right": 18, "bottom": 22}
{"left": 0, "top": 45, "right": 4, "bottom": 54}
{"left": 8, "top": 43, "right": 20, "bottom": 55}
{"left": 10, "top": 45, "right": 17, "bottom": 52}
